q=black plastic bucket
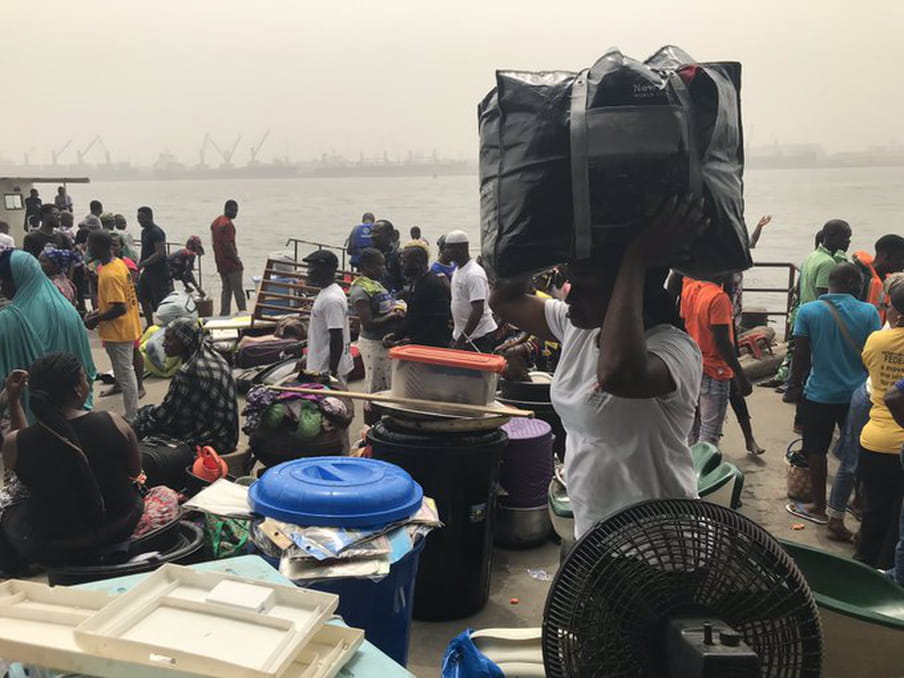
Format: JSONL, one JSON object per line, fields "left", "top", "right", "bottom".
{"left": 367, "top": 419, "right": 507, "bottom": 621}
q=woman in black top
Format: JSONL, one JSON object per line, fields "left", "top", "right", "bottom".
{"left": 1, "top": 353, "right": 144, "bottom": 567}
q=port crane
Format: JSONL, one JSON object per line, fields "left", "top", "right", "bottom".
{"left": 51, "top": 140, "right": 72, "bottom": 165}
{"left": 76, "top": 135, "right": 111, "bottom": 165}
{"left": 249, "top": 129, "right": 271, "bottom": 166}
{"left": 208, "top": 135, "right": 242, "bottom": 168}
{"left": 199, "top": 133, "right": 211, "bottom": 168}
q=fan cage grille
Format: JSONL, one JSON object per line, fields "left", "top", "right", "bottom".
{"left": 542, "top": 499, "right": 822, "bottom": 678}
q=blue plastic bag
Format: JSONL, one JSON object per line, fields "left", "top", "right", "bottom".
{"left": 441, "top": 629, "right": 505, "bottom": 678}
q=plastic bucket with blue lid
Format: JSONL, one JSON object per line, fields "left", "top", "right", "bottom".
{"left": 248, "top": 456, "right": 424, "bottom": 528}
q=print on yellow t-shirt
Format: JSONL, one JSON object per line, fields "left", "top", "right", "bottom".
{"left": 860, "top": 327, "right": 904, "bottom": 454}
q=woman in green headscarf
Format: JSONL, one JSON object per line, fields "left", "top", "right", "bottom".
{"left": 0, "top": 249, "right": 96, "bottom": 416}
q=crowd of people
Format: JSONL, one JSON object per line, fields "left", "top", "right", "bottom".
{"left": 0, "top": 196, "right": 902, "bottom": 591}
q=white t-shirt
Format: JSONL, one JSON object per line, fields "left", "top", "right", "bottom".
{"left": 450, "top": 259, "right": 497, "bottom": 341}
{"left": 307, "top": 283, "right": 354, "bottom": 377}
{"left": 544, "top": 299, "right": 702, "bottom": 538}
{"left": 0, "top": 233, "right": 14, "bottom": 248}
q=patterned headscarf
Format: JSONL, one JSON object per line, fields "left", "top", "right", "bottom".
{"left": 167, "top": 317, "right": 203, "bottom": 358}
{"left": 41, "top": 245, "right": 83, "bottom": 272}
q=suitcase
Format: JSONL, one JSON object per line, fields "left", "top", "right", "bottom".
{"left": 235, "top": 338, "right": 305, "bottom": 368}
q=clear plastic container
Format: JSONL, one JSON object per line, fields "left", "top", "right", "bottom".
{"left": 389, "top": 345, "right": 506, "bottom": 406}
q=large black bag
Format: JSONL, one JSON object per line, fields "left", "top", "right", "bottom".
{"left": 478, "top": 45, "right": 750, "bottom": 281}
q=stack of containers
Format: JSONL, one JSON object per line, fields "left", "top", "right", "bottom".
{"left": 495, "top": 417, "right": 555, "bottom": 548}
{"left": 248, "top": 456, "right": 426, "bottom": 667}
{"left": 368, "top": 346, "right": 509, "bottom": 621}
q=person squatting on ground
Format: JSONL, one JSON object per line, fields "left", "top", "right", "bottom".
{"left": 133, "top": 318, "right": 238, "bottom": 454}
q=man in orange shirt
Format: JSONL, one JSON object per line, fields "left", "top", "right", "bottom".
{"left": 85, "top": 230, "right": 142, "bottom": 419}
{"left": 681, "top": 276, "right": 752, "bottom": 445}
{"left": 852, "top": 234, "right": 904, "bottom": 323}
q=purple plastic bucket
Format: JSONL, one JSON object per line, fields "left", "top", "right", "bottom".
{"left": 499, "top": 417, "right": 554, "bottom": 508}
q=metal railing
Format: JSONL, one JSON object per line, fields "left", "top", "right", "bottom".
{"left": 743, "top": 262, "right": 798, "bottom": 341}
{"left": 284, "top": 238, "right": 348, "bottom": 271}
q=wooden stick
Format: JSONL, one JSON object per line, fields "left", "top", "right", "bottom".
{"left": 267, "top": 385, "right": 534, "bottom": 419}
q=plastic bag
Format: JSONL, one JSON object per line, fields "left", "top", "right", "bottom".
{"left": 140, "top": 325, "right": 182, "bottom": 378}
{"left": 479, "top": 45, "right": 750, "bottom": 281}
{"left": 441, "top": 629, "right": 504, "bottom": 678}
{"left": 154, "top": 290, "right": 198, "bottom": 326}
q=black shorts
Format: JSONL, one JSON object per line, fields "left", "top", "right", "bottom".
{"left": 801, "top": 399, "right": 849, "bottom": 456}
{"left": 138, "top": 271, "right": 172, "bottom": 311}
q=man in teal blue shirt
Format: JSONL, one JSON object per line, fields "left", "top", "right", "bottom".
{"left": 787, "top": 262, "right": 881, "bottom": 526}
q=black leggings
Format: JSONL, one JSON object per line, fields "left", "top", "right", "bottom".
{"left": 855, "top": 447, "right": 904, "bottom": 570}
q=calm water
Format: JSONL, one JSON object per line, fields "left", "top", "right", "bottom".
{"left": 62, "top": 167, "right": 904, "bottom": 307}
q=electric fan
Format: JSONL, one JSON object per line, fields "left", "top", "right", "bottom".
{"left": 542, "top": 499, "right": 822, "bottom": 677}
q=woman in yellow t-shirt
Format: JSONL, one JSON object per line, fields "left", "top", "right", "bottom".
{"left": 855, "top": 284, "right": 904, "bottom": 569}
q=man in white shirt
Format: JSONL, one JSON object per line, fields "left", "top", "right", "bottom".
{"left": 303, "top": 249, "right": 354, "bottom": 380}
{"left": 0, "top": 221, "right": 14, "bottom": 249}
{"left": 445, "top": 230, "right": 498, "bottom": 352}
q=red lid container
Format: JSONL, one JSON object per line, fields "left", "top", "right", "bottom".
{"left": 389, "top": 345, "right": 506, "bottom": 373}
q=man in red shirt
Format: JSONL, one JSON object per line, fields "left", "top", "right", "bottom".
{"left": 210, "top": 200, "right": 246, "bottom": 316}
{"left": 681, "top": 276, "right": 752, "bottom": 445}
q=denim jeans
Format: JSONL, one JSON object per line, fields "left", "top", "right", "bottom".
{"left": 105, "top": 341, "right": 138, "bottom": 420}
{"left": 691, "top": 374, "right": 731, "bottom": 445}
{"left": 826, "top": 382, "right": 870, "bottom": 520}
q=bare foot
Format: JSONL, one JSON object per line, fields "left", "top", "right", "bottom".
{"left": 745, "top": 437, "right": 765, "bottom": 455}
{"left": 138, "top": 388, "right": 146, "bottom": 400}
{"left": 99, "top": 386, "right": 121, "bottom": 398}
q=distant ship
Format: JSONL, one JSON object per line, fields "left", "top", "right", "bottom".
{"left": 306, "top": 158, "right": 474, "bottom": 178}
{"left": 747, "top": 144, "right": 904, "bottom": 171}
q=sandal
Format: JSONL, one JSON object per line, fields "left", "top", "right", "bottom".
{"left": 785, "top": 501, "right": 828, "bottom": 525}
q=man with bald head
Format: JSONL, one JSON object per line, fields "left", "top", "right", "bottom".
{"left": 787, "top": 262, "right": 881, "bottom": 528}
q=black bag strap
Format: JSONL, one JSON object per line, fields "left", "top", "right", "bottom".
{"left": 667, "top": 72, "right": 702, "bottom": 197}
{"left": 569, "top": 69, "right": 703, "bottom": 262}
{"left": 569, "top": 69, "right": 592, "bottom": 261}
{"left": 820, "top": 300, "right": 862, "bottom": 356}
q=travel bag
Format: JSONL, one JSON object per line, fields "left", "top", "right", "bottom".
{"left": 478, "top": 45, "right": 750, "bottom": 281}
{"left": 235, "top": 338, "right": 305, "bottom": 368}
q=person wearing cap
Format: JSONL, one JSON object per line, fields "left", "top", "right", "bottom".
{"left": 168, "top": 236, "right": 205, "bottom": 296}
{"left": 211, "top": 199, "right": 246, "bottom": 316}
{"left": 304, "top": 249, "right": 354, "bottom": 381}
{"left": 445, "top": 230, "right": 497, "bottom": 352}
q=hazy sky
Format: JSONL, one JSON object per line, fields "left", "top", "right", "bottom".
{"left": 6, "top": 0, "right": 902, "bottom": 165}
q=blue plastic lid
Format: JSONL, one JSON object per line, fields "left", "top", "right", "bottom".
{"left": 248, "top": 456, "right": 424, "bottom": 528}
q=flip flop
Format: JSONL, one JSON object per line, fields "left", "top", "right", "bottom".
{"left": 785, "top": 501, "right": 828, "bottom": 525}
